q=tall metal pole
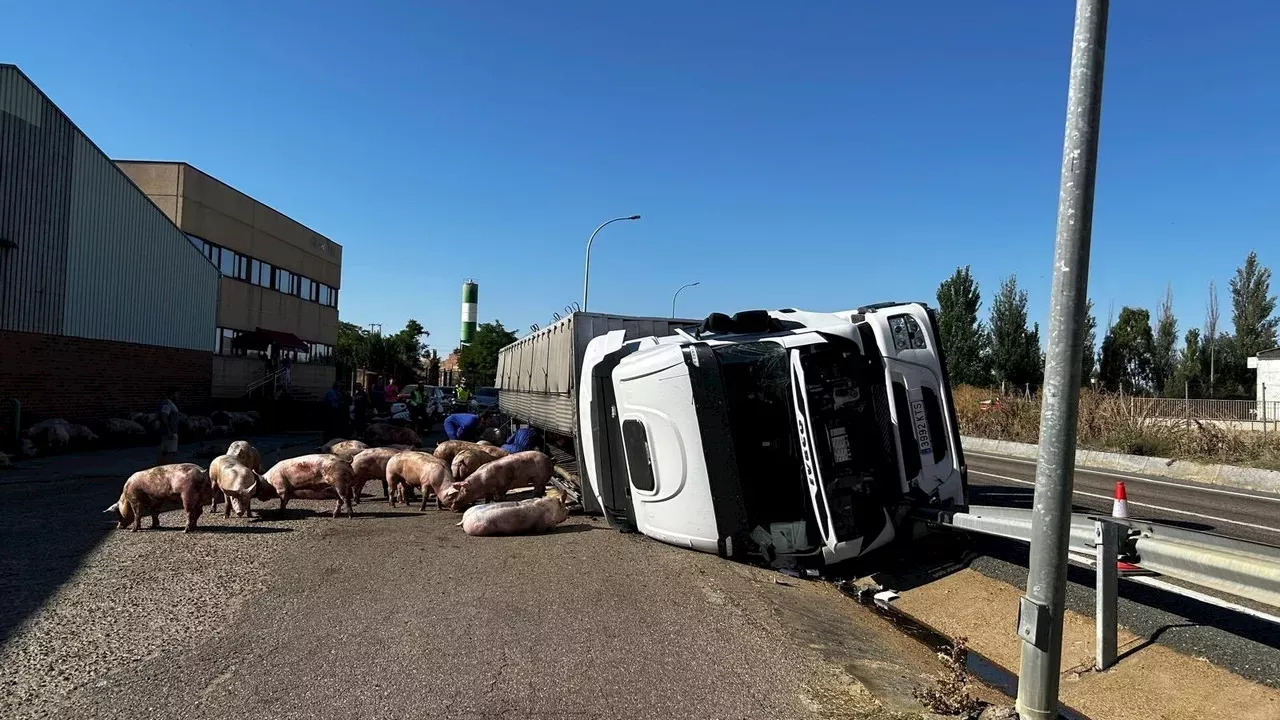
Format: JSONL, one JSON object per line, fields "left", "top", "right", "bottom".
{"left": 672, "top": 281, "right": 700, "bottom": 318}
{"left": 582, "top": 215, "right": 641, "bottom": 311}
{"left": 1016, "top": 1, "right": 1109, "bottom": 718}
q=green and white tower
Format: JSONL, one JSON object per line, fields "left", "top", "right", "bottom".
{"left": 460, "top": 279, "right": 478, "bottom": 345}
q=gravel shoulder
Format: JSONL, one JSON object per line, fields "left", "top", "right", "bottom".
{"left": 0, "top": 440, "right": 959, "bottom": 720}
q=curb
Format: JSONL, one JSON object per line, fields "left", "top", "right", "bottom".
{"left": 961, "top": 435, "right": 1280, "bottom": 495}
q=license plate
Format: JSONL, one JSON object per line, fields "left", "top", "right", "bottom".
{"left": 910, "top": 399, "right": 933, "bottom": 458}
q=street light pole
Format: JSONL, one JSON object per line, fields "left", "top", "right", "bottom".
{"left": 582, "top": 215, "right": 641, "bottom": 311}
{"left": 672, "top": 281, "right": 700, "bottom": 318}
{"left": 1017, "top": 1, "right": 1109, "bottom": 718}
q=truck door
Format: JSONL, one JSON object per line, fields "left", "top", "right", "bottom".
{"left": 611, "top": 344, "right": 723, "bottom": 554}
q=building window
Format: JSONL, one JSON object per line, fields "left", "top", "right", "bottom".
{"left": 276, "top": 268, "right": 295, "bottom": 294}
{"left": 218, "top": 249, "right": 236, "bottom": 276}
{"left": 251, "top": 259, "right": 273, "bottom": 288}
{"left": 298, "top": 277, "right": 312, "bottom": 301}
{"left": 234, "top": 254, "right": 248, "bottom": 280}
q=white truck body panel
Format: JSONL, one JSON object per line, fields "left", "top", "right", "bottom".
{"left": 580, "top": 303, "right": 967, "bottom": 566}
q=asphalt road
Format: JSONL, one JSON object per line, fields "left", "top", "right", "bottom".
{"left": 954, "top": 450, "right": 1280, "bottom": 688}
{"left": 0, "top": 438, "right": 950, "bottom": 720}
{"left": 965, "top": 451, "right": 1280, "bottom": 547}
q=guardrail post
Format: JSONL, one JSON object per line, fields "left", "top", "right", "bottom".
{"left": 1094, "top": 519, "right": 1119, "bottom": 670}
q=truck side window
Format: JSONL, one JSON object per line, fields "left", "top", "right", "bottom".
{"left": 622, "top": 419, "right": 656, "bottom": 492}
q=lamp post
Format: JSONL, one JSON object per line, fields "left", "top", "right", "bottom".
{"left": 672, "top": 281, "right": 700, "bottom": 318}
{"left": 582, "top": 215, "right": 641, "bottom": 311}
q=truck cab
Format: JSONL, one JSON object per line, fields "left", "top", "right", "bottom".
{"left": 578, "top": 303, "right": 967, "bottom": 566}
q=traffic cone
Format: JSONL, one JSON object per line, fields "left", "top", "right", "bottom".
{"left": 1111, "top": 481, "right": 1129, "bottom": 519}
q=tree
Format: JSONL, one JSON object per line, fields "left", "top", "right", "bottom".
{"left": 1170, "top": 327, "right": 1202, "bottom": 396}
{"left": 1230, "top": 251, "right": 1278, "bottom": 359}
{"left": 1098, "top": 307, "right": 1156, "bottom": 393}
{"left": 1081, "top": 298, "right": 1097, "bottom": 388}
{"left": 935, "top": 266, "right": 988, "bottom": 386}
{"left": 335, "top": 319, "right": 430, "bottom": 384}
{"left": 1152, "top": 285, "right": 1178, "bottom": 395}
{"left": 1206, "top": 280, "right": 1220, "bottom": 395}
{"left": 457, "top": 321, "right": 518, "bottom": 386}
{"left": 988, "top": 275, "right": 1042, "bottom": 388}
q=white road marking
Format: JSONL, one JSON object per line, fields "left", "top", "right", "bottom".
{"left": 967, "top": 451, "right": 1280, "bottom": 503}
{"left": 969, "top": 470, "right": 1280, "bottom": 536}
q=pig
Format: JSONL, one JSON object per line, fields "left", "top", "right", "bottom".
{"left": 365, "top": 423, "right": 421, "bottom": 448}
{"left": 349, "top": 447, "right": 404, "bottom": 502}
{"left": 322, "top": 439, "right": 369, "bottom": 463}
{"left": 208, "top": 454, "right": 265, "bottom": 518}
{"left": 104, "top": 463, "right": 213, "bottom": 533}
{"left": 104, "top": 418, "right": 147, "bottom": 436}
{"left": 211, "top": 441, "right": 263, "bottom": 512}
{"left": 451, "top": 448, "right": 501, "bottom": 483}
{"left": 458, "top": 495, "right": 569, "bottom": 536}
{"left": 185, "top": 415, "right": 214, "bottom": 436}
{"left": 262, "top": 454, "right": 355, "bottom": 518}
{"left": 439, "top": 451, "right": 552, "bottom": 511}
{"left": 432, "top": 440, "right": 506, "bottom": 465}
{"left": 385, "top": 451, "right": 454, "bottom": 511}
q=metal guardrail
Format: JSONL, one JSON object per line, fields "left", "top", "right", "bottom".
{"left": 914, "top": 504, "right": 1280, "bottom": 670}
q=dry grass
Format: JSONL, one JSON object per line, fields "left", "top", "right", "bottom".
{"left": 953, "top": 385, "right": 1280, "bottom": 471}
{"left": 911, "top": 636, "right": 984, "bottom": 718}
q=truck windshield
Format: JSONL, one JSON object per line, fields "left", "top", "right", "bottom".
{"left": 710, "top": 342, "right": 813, "bottom": 534}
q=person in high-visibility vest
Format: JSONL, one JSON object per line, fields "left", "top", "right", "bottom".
{"left": 455, "top": 383, "right": 471, "bottom": 405}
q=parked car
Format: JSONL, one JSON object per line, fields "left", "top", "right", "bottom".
{"left": 469, "top": 386, "right": 499, "bottom": 413}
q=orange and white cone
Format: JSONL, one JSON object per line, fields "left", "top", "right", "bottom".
{"left": 1111, "top": 481, "right": 1129, "bottom": 519}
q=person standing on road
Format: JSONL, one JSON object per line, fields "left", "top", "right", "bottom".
{"left": 156, "top": 389, "right": 182, "bottom": 466}
{"left": 384, "top": 377, "right": 400, "bottom": 407}
{"left": 352, "top": 382, "right": 369, "bottom": 435}
{"left": 322, "top": 381, "right": 342, "bottom": 441}
{"left": 443, "top": 411, "right": 490, "bottom": 442}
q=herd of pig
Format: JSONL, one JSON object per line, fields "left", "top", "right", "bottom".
{"left": 102, "top": 437, "right": 570, "bottom": 538}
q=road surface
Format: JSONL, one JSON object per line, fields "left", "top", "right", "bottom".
{"left": 0, "top": 437, "right": 950, "bottom": 720}
{"left": 965, "top": 451, "right": 1280, "bottom": 547}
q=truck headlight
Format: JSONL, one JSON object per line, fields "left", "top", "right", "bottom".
{"left": 888, "top": 314, "right": 928, "bottom": 351}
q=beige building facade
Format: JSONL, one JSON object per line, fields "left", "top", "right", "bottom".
{"left": 115, "top": 161, "right": 343, "bottom": 399}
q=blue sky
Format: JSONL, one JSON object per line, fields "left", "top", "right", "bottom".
{"left": 6, "top": 1, "right": 1279, "bottom": 353}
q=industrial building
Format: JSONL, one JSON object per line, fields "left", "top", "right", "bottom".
{"left": 114, "top": 161, "right": 343, "bottom": 400}
{"left": 0, "top": 64, "right": 220, "bottom": 434}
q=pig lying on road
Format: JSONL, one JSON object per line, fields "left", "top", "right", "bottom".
{"left": 385, "top": 451, "right": 454, "bottom": 511}
{"left": 263, "top": 454, "right": 355, "bottom": 518}
{"left": 458, "top": 495, "right": 569, "bottom": 536}
{"left": 440, "top": 451, "right": 552, "bottom": 511}
{"left": 211, "top": 440, "right": 263, "bottom": 512}
{"left": 318, "top": 438, "right": 369, "bottom": 462}
{"left": 433, "top": 440, "right": 506, "bottom": 465}
{"left": 350, "top": 447, "right": 404, "bottom": 503}
{"left": 105, "top": 463, "right": 213, "bottom": 532}
{"left": 365, "top": 423, "right": 421, "bottom": 448}
{"left": 451, "top": 448, "right": 501, "bottom": 483}
{"left": 208, "top": 454, "right": 272, "bottom": 518}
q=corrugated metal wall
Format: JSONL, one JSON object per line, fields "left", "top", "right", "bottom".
{"left": 0, "top": 66, "right": 72, "bottom": 334}
{"left": 0, "top": 65, "right": 218, "bottom": 351}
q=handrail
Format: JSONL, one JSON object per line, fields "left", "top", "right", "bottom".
{"left": 247, "top": 367, "right": 287, "bottom": 394}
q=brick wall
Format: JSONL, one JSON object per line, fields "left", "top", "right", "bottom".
{"left": 0, "top": 329, "right": 212, "bottom": 439}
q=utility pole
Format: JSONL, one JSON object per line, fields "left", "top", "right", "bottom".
{"left": 1017, "top": 1, "right": 1109, "bottom": 719}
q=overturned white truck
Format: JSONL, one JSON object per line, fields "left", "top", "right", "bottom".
{"left": 496, "top": 304, "right": 967, "bottom": 566}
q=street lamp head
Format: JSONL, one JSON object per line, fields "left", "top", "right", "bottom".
{"left": 627, "top": 215, "right": 641, "bottom": 220}
{"left": 691, "top": 281, "right": 701, "bottom": 287}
